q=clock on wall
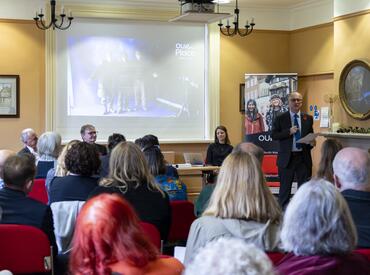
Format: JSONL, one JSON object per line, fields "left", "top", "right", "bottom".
{"left": 339, "top": 59, "right": 370, "bottom": 120}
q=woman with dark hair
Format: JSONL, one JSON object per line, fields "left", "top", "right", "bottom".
{"left": 99, "top": 133, "right": 126, "bottom": 177}
{"left": 205, "top": 125, "right": 233, "bottom": 167}
{"left": 143, "top": 146, "right": 187, "bottom": 201}
{"left": 49, "top": 142, "right": 100, "bottom": 253}
{"left": 317, "top": 138, "right": 343, "bottom": 183}
{"left": 89, "top": 142, "right": 171, "bottom": 240}
{"left": 70, "top": 194, "right": 184, "bottom": 275}
{"left": 244, "top": 99, "right": 265, "bottom": 134}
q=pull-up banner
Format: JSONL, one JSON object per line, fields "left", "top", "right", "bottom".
{"left": 244, "top": 73, "right": 298, "bottom": 153}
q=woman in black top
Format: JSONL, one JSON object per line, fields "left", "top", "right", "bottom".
{"left": 89, "top": 141, "right": 171, "bottom": 241}
{"left": 206, "top": 125, "right": 233, "bottom": 166}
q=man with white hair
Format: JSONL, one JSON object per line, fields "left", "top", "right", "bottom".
{"left": 0, "top": 150, "right": 15, "bottom": 188}
{"left": 18, "top": 128, "right": 38, "bottom": 160}
{"left": 333, "top": 147, "right": 370, "bottom": 248}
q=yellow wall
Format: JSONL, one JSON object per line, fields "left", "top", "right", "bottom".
{"left": 0, "top": 20, "right": 45, "bottom": 152}
{"left": 333, "top": 11, "right": 370, "bottom": 127}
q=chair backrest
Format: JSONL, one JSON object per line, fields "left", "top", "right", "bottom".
{"left": 354, "top": 249, "right": 370, "bottom": 261}
{"left": 0, "top": 224, "right": 53, "bottom": 273}
{"left": 262, "top": 154, "right": 278, "bottom": 175}
{"left": 140, "top": 222, "right": 161, "bottom": 251}
{"left": 267, "top": 252, "right": 285, "bottom": 265}
{"left": 168, "top": 200, "right": 196, "bottom": 242}
{"left": 28, "top": 178, "right": 48, "bottom": 204}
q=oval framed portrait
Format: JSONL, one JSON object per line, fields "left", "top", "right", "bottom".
{"left": 339, "top": 59, "right": 370, "bottom": 120}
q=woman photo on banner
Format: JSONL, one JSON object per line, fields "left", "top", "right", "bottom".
{"left": 244, "top": 99, "right": 265, "bottom": 134}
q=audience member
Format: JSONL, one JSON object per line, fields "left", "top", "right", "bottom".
{"left": 136, "top": 134, "right": 179, "bottom": 178}
{"left": 70, "top": 194, "right": 184, "bottom": 275}
{"left": 49, "top": 142, "right": 100, "bottom": 253}
{"left": 195, "top": 142, "right": 264, "bottom": 217}
{"left": 277, "top": 178, "right": 370, "bottom": 275}
{"left": 18, "top": 128, "right": 38, "bottom": 160}
{"left": 0, "top": 149, "right": 15, "bottom": 188}
{"left": 317, "top": 138, "right": 342, "bottom": 183}
{"left": 185, "top": 237, "right": 274, "bottom": 275}
{"left": 205, "top": 125, "right": 233, "bottom": 167}
{"left": 36, "top": 131, "right": 61, "bottom": 179}
{"left": 99, "top": 133, "right": 126, "bottom": 177}
{"left": 333, "top": 147, "right": 370, "bottom": 248}
{"left": 80, "top": 124, "right": 107, "bottom": 156}
{"left": 45, "top": 140, "right": 79, "bottom": 199}
{"left": 89, "top": 142, "right": 171, "bottom": 240}
{"left": 185, "top": 151, "right": 281, "bottom": 264}
{"left": 0, "top": 154, "right": 56, "bottom": 249}
{"left": 143, "top": 145, "right": 187, "bottom": 201}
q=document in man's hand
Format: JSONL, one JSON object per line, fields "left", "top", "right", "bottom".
{"left": 297, "top": 133, "right": 319, "bottom": 144}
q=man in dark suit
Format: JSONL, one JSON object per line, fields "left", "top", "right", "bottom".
{"left": 272, "top": 92, "right": 315, "bottom": 209}
{"left": 80, "top": 124, "right": 107, "bottom": 156}
{"left": 0, "top": 154, "right": 56, "bottom": 249}
{"left": 17, "top": 128, "right": 38, "bottom": 159}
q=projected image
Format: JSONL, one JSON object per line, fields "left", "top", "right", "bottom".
{"left": 66, "top": 36, "right": 203, "bottom": 118}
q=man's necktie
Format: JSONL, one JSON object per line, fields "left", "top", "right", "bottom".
{"left": 294, "top": 113, "right": 301, "bottom": 149}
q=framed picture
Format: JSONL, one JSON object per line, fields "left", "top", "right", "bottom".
{"left": 0, "top": 75, "right": 19, "bottom": 118}
{"left": 239, "top": 83, "right": 245, "bottom": 113}
{"left": 339, "top": 59, "right": 370, "bottom": 120}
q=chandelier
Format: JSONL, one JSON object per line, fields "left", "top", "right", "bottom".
{"left": 217, "top": 0, "right": 255, "bottom": 37}
{"left": 33, "top": 0, "right": 73, "bottom": 30}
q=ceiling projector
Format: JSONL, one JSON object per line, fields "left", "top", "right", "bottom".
{"left": 180, "top": 0, "right": 216, "bottom": 13}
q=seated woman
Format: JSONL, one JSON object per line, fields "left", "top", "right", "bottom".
{"left": 143, "top": 145, "right": 187, "bottom": 201}
{"left": 36, "top": 131, "right": 61, "bottom": 178}
{"left": 317, "top": 138, "right": 342, "bottom": 183}
{"left": 205, "top": 125, "right": 233, "bottom": 167}
{"left": 70, "top": 194, "right": 184, "bottom": 275}
{"left": 277, "top": 178, "right": 370, "bottom": 275}
{"left": 185, "top": 151, "right": 282, "bottom": 264}
{"left": 89, "top": 142, "right": 171, "bottom": 241}
{"left": 49, "top": 141, "right": 101, "bottom": 253}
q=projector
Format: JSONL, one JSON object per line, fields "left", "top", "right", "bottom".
{"left": 181, "top": 0, "right": 215, "bottom": 13}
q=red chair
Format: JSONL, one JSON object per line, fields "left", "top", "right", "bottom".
{"left": 168, "top": 201, "right": 196, "bottom": 242}
{"left": 267, "top": 252, "right": 285, "bottom": 265}
{"left": 0, "top": 224, "right": 53, "bottom": 273}
{"left": 140, "top": 222, "right": 162, "bottom": 251}
{"left": 354, "top": 249, "right": 370, "bottom": 261}
{"left": 28, "top": 178, "right": 48, "bottom": 204}
{"left": 262, "top": 154, "right": 278, "bottom": 176}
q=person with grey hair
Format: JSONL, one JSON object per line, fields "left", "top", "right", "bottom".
{"left": 18, "top": 128, "right": 38, "bottom": 160}
{"left": 36, "top": 132, "right": 62, "bottom": 179}
{"left": 80, "top": 124, "right": 107, "bottom": 156}
{"left": 185, "top": 237, "right": 275, "bottom": 275}
{"left": 333, "top": 147, "right": 370, "bottom": 248}
{"left": 277, "top": 178, "right": 370, "bottom": 275}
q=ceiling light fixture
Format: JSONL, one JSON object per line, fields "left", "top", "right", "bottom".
{"left": 217, "top": 0, "right": 255, "bottom": 37}
{"left": 33, "top": 0, "right": 73, "bottom": 30}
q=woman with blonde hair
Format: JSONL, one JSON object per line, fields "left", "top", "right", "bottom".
{"left": 89, "top": 141, "right": 171, "bottom": 240}
{"left": 185, "top": 151, "right": 282, "bottom": 264}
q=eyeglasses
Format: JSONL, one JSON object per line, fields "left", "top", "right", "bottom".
{"left": 290, "top": 98, "right": 302, "bottom": 102}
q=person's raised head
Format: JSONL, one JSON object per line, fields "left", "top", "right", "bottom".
{"left": 80, "top": 124, "right": 97, "bottom": 144}
{"left": 333, "top": 147, "right": 370, "bottom": 191}
{"left": 142, "top": 146, "right": 166, "bottom": 177}
{"left": 54, "top": 140, "right": 79, "bottom": 177}
{"left": 232, "top": 142, "right": 264, "bottom": 164}
{"left": 65, "top": 141, "right": 100, "bottom": 176}
{"left": 20, "top": 128, "right": 38, "bottom": 151}
{"left": 204, "top": 150, "right": 281, "bottom": 223}
{"left": 70, "top": 193, "right": 158, "bottom": 274}
{"left": 281, "top": 178, "right": 357, "bottom": 255}
{"left": 3, "top": 154, "right": 36, "bottom": 193}
{"left": 107, "top": 133, "right": 126, "bottom": 152}
{"left": 214, "top": 125, "right": 230, "bottom": 145}
{"left": 0, "top": 149, "right": 15, "bottom": 179}
{"left": 37, "top": 131, "right": 62, "bottom": 158}
{"left": 288, "top": 92, "right": 303, "bottom": 114}
{"left": 317, "top": 139, "right": 343, "bottom": 182}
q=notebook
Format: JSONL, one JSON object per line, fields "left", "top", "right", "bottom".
{"left": 183, "top": 153, "right": 204, "bottom": 166}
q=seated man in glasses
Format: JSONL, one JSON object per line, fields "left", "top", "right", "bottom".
{"left": 80, "top": 124, "right": 107, "bottom": 156}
